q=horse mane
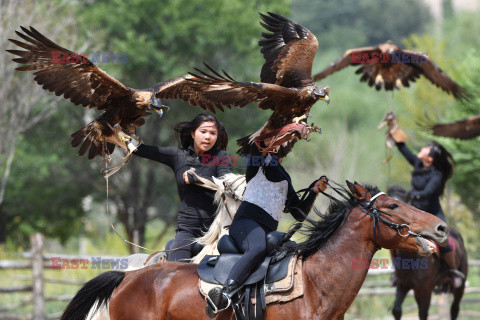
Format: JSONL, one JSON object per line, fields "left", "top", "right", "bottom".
{"left": 294, "top": 184, "right": 379, "bottom": 259}
{"left": 191, "top": 173, "right": 245, "bottom": 264}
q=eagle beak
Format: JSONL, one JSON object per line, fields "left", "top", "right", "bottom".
{"left": 313, "top": 86, "right": 330, "bottom": 104}
{"left": 323, "top": 95, "right": 330, "bottom": 104}
{"left": 150, "top": 96, "right": 169, "bottom": 118}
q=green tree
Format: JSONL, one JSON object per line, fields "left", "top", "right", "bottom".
{"left": 293, "top": 0, "right": 431, "bottom": 50}
{"left": 0, "top": 106, "right": 99, "bottom": 245}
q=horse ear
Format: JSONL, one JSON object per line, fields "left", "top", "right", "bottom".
{"left": 346, "top": 180, "right": 368, "bottom": 200}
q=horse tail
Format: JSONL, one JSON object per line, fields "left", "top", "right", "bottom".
{"left": 60, "top": 271, "right": 125, "bottom": 320}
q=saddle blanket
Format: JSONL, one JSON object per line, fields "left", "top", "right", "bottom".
{"left": 199, "top": 254, "right": 304, "bottom": 305}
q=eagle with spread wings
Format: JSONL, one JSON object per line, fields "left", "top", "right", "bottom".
{"left": 7, "top": 27, "right": 167, "bottom": 160}
{"left": 429, "top": 115, "right": 480, "bottom": 140}
{"left": 154, "top": 12, "right": 330, "bottom": 156}
{"left": 312, "top": 41, "right": 468, "bottom": 100}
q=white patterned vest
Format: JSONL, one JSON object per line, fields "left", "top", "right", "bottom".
{"left": 242, "top": 167, "right": 289, "bottom": 221}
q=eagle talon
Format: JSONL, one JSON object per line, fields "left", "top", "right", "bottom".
{"left": 293, "top": 113, "right": 310, "bottom": 124}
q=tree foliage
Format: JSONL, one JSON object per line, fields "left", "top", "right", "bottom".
{"left": 293, "top": 0, "right": 431, "bottom": 49}
{"left": 0, "top": 107, "right": 99, "bottom": 245}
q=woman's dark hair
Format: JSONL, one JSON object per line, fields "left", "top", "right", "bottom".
{"left": 174, "top": 113, "right": 228, "bottom": 150}
{"left": 428, "top": 141, "right": 455, "bottom": 195}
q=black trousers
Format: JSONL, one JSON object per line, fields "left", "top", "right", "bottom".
{"left": 167, "top": 225, "right": 204, "bottom": 262}
{"left": 227, "top": 218, "right": 274, "bottom": 285}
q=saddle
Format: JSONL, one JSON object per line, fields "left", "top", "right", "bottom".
{"left": 197, "top": 232, "right": 303, "bottom": 320}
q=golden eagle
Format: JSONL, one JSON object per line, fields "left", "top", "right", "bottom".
{"left": 154, "top": 12, "right": 330, "bottom": 156}
{"left": 429, "top": 115, "right": 480, "bottom": 140}
{"left": 313, "top": 41, "right": 468, "bottom": 100}
{"left": 7, "top": 26, "right": 167, "bottom": 160}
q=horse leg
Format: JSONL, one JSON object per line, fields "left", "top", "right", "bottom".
{"left": 392, "top": 285, "right": 409, "bottom": 320}
{"left": 413, "top": 288, "right": 432, "bottom": 320}
{"left": 450, "top": 285, "right": 465, "bottom": 320}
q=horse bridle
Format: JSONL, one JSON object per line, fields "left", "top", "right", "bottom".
{"left": 317, "top": 179, "right": 422, "bottom": 250}
{"left": 355, "top": 191, "right": 421, "bottom": 250}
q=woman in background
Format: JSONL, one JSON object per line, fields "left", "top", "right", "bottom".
{"left": 395, "top": 139, "right": 464, "bottom": 287}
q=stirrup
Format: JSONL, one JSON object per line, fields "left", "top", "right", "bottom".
{"left": 206, "top": 289, "right": 231, "bottom": 314}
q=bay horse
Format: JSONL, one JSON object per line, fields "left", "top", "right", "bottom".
{"left": 60, "top": 182, "right": 448, "bottom": 320}
{"left": 387, "top": 185, "right": 468, "bottom": 320}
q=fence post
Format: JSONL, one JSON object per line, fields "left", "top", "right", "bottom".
{"left": 31, "top": 232, "right": 45, "bottom": 320}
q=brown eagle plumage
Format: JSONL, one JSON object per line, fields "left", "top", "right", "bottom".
{"left": 430, "top": 115, "right": 480, "bottom": 140}
{"left": 155, "top": 12, "right": 330, "bottom": 156}
{"left": 7, "top": 26, "right": 167, "bottom": 160}
{"left": 313, "top": 41, "right": 468, "bottom": 100}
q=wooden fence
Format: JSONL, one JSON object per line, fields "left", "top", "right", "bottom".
{"left": 0, "top": 233, "right": 123, "bottom": 320}
{"left": 1, "top": 233, "right": 479, "bottom": 319}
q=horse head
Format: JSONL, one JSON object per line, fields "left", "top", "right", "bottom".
{"left": 347, "top": 181, "right": 447, "bottom": 256}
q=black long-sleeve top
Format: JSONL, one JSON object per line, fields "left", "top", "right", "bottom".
{"left": 396, "top": 142, "right": 444, "bottom": 217}
{"left": 134, "top": 144, "right": 232, "bottom": 229}
{"left": 234, "top": 147, "right": 318, "bottom": 231}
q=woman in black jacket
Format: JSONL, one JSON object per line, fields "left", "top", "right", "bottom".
{"left": 205, "top": 143, "right": 327, "bottom": 316}
{"left": 124, "top": 113, "right": 232, "bottom": 261}
{"left": 396, "top": 140, "right": 464, "bottom": 286}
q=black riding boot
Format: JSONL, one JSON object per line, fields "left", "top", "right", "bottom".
{"left": 205, "top": 279, "right": 240, "bottom": 318}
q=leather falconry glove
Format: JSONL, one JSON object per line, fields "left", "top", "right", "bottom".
{"left": 117, "top": 128, "right": 142, "bottom": 153}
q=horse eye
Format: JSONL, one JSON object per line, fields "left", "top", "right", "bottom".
{"left": 388, "top": 203, "right": 399, "bottom": 210}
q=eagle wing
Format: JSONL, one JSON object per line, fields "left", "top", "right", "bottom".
{"left": 154, "top": 64, "right": 298, "bottom": 113}
{"left": 430, "top": 115, "right": 480, "bottom": 140}
{"left": 401, "top": 49, "right": 469, "bottom": 100}
{"left": 259, "top": 12, "right": 318, "bottom": 87}
{"left": 7, "top": 26, "right": 139, "bottom": 111}
{"left": 312, "top": 46, "right": 382, "bottom": 81}
{"left": 7, "top": 26, "right": 158, "bottom": 159}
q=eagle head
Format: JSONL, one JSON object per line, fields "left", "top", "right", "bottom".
{"left": 313, "top": 86, "right": 330, "bottom": 104}
{"left": 150, "top": 96, "right": 169, "bottom": 117}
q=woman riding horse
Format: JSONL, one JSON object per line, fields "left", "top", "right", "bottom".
{"left": 205, "top": 138, "right": 327, "bottom": 317}
{"left": 123, "top": 113, "right": 232, "bottom": 261}
{"left": 391, "top": 128, "right": 464, "bottom": 287}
